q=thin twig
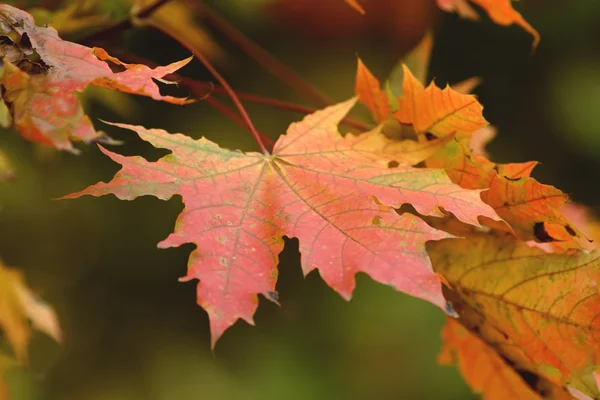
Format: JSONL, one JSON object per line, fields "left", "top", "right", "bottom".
{"left": 204, "top": 96, "right": 275, "bottom": 149}
{"left": 150, "top": 25, "right": 269, "bottom": 154}
{"left": 108, "top": 49, "right": 371, "bottom": 132}
{"left": 196, "top": 2, "right": 332, "bottom": 108}
{"left": 80, "top": 0, "right": 172, "bottom": 46}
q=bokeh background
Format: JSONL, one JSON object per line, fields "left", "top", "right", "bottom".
{"left": 1, "top": 0, "right": 600, "bottom": 399}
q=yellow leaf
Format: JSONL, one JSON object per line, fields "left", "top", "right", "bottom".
{"left": 430, "top": 234, "right": 600, "bottom": 398}
{"left": 0, "top": 262, "right": 61, "bottom": 362}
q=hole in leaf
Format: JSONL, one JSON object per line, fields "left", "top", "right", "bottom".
{"left": 533, "top": 222, "right": 554, "bottom": 242}
{"left": 565, "top": 224, "right": 576, "bottom": 236}
{"left": 99, "top": 54, "right": 127, "bottom": 73}
{"left": 387, "top": 160, "right": 400, "bottom": 168}
{"left": 424, "top": 132, "right": 437, "bottom": 141}
{"left": 19, "top": 32, "right": 31, "bottom": 50}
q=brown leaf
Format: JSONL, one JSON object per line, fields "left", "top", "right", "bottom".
{"left": 0, "top": 5, "right": 192, "bottom": 152}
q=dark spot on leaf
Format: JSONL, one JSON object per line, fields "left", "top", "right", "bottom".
{"left": 499, "top": 354, "right": 516, "bottom": 368}
{"left": 515, "top": 369, "right": 541, "bottom": 393}
{"left": 425, "top": 132, "right": 437, "bottom": 141}
{"left": 387, "top": 160, "right": 399, "bottom": 168}
{"left": 565, "top": 224, "right": 576, "bottom": 236}
{"left": 504, "top": 175, "right": 521, "bottom": 181}
{"left": 16, "top": 58, "right": 47, "bottom": 75}
{"left": 533, "top": 222, "right": 555, "bottom": 243}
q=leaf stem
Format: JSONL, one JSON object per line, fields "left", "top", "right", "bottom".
{"left": 107, "top": 49, "right": 371, "bottom": 132}
{"left": 150, "top": 26, "right": 270, "bottom": 155}
{"left": 204, "top": 96, "right": 275, "bottom": 149}
{"left": 195, "top": 2, "right": 332, "bottom": 108}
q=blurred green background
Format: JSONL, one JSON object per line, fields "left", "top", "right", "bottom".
{"left": 1, "top": 0, "right": 600, "bottom": 399}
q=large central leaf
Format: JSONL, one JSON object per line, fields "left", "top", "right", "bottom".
{"left": 65, "top": 99, "right": 499, "bottom": 346}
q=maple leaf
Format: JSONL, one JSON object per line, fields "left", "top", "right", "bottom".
{"left": 429, "top": 234, "right": 600, "bottom": 398}
{"left": 0, "top": 4, "right": 193, "bottom": 153}
{"left": 344, "top": 0, "right": 366, "bottom": 14}
{"left": 426, "top": 138, "right": 590, "bottom": 246}
{"left": 436, "top": 0, "right": 540, "bottom": 48}
{"left": 355, "top": 58, "right": 389, "bottom": 123}
{"left": 64, "top": 99, "right": 499, "bottom": 346}
{"left": 439, "top": 318, "right": 543, "bottom": 400}
{"left": 394, "top": 65, "right": 488, "bottom": 139}
{"left": 0, "top": 262, "right": 61, "bottom": 363}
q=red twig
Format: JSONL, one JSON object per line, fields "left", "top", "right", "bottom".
{"left": 204, "top": 96, "right": 275, "bottom": 149}
{"left": 196, "top": 2, "right": 331, "bottom": 108}
{"left": 149, "top": 25, "right": 269, "bottom": 154}
{"left": 107, "top": 49, "right": 371, "bottom": 132}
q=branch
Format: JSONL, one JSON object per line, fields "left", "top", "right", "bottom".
{"left": 148, "top": 22, "right": 270, "bottom": 154}
{"left": 204, "top": 96, "right": 275, "bottom": 149}
{"left": 194, "top": 2, "right": 332, "bottom": 108}
{"left": 108, "top": 49, "right": 371, "bottom": 133}
{"left": 80, "top": 0, "right": 172, "bottom": 46}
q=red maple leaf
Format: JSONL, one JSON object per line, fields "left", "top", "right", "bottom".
{"left": 64, "top": 99, "right": 499, "bottom": 346}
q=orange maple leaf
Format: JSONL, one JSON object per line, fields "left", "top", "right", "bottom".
{"left": 439, "top": 318, "right": 543, "bottom": 400}
{"left": 394, "top": 65, "right": 488, "bottom": 139}
{"left": 355, "top": 58, "right": 390, "bottom": 123}
{"left": 426, "top": 138, "right": 590, "bottom": 246}
{"left": 64, "top": 99, "right": 500, "bottom": 346}
{"left": 0, "top": 5, "right": 192, "bottom": 153}
{"left": 437, "top": 0, "right": 540, "bottom": 48}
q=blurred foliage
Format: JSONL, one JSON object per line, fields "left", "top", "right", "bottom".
{"left": 1, "top": 0, "right": 599, "bottom": 399}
